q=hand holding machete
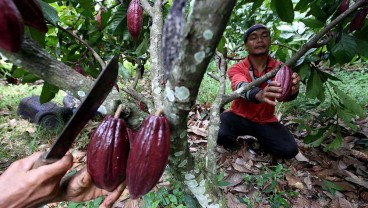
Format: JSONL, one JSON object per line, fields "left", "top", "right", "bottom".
{"left": 0, "top": 56, "right": 125, "bottom": 207}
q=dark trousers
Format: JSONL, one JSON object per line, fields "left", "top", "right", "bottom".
{"left": 217, "top": 112, "right": 298, "bottom": 159}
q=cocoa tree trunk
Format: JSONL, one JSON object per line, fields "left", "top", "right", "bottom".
{"left": 161, "top": 0, "right": 237, "bottom": 206}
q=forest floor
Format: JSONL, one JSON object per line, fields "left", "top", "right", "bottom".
{"left": 1, "top": 77, "right": 368, "bottom": 208}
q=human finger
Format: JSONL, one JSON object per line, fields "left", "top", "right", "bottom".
{"left": 35, "top": 154, "right": 73, "bottom": 177}
{"left": 100, "top": 182, "right": 127, "bottom": 208}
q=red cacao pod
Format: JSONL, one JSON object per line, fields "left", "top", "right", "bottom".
{"left": 96, "top": 9, "right": 103, "bottom": 31}
{"left": 126, "top": 127, "right": 137, "bottom": 148}
{"left": 338, "top": 0, "right": 349, "bottom": 14}
{"left": 12, "top": 0, "right": 48, "bottom": 33}
{"left": 349, "top": 8, "right": 368, "bottom": 33}
{"left": 275, "top": 65, "right": 292, "bottom": 102}
{"left": 126, "top": 113, "right": 170, "bottom": 199}
{"left": 87, "top": 115, "right": 130, "bottom": 191}
{"left": 127, "top": 0, "right": 143, "bottom": 41}
{"left": 0, "top": 0, "right": 24, "bottom": 52}
{"left": 74, "top": 64, "right": 86, "bottom": 76}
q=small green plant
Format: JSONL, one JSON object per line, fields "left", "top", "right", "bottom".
{"left": 322, "top": 180, "right": 345, "bottom": 196}
{"left": 142, "top": 183, "right": 187, "bottom": 208}
{"left": 59, "top": 196, "right": 104, "bottom": 208}
{"left": 241, "top": 164, "right": 297, "bottom": 207}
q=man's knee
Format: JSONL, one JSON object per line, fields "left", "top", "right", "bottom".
{"left": 278, "top": 144, "right": 298, "bottom": 159}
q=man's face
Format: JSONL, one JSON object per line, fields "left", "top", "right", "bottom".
{"left": 245, "top": 28, "right": 271, "bottom": 56}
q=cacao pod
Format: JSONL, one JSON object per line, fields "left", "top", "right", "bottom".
{"left": 349, "top": 8, "right": 368, "bottom": 33}
{"left": 87, "top": 115, "right": 130, "bottom": 191}
{"left": 127, "top": 0, "right": 143, "bottom": 41}
{"left": 338, "top": 0, "right": 349, "bottom": 14}
{"left": 74, "top": 64, "right": 86, "bottom": 76}
{"left": 126, "top": 113, "right": 170, "bottom": 199}
{"left": 12, "top": 0, "right": 48, "bottom": 33}
{"left": 126, "top": 127, "right": 137, "bottom": 148}
{"left": 0, "top": 0, "right": 24, "bottom": 52}
{"left": 96, "top": 9, "right": 103, "bottom": 31}
{"left": 275, "top": 65, "right": 292, "bottom": 102}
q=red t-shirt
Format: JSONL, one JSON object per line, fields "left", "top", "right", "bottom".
{"left": 228, "top": 56, "right": 281, "bottom": 124}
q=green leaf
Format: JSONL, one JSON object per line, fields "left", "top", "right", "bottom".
{"left": 183, "top": 194, "right": 197, "bottom": 208}
{"left": 331, "top": 83, "right": 364, "bottom": 116}
{"left": 331, "top": 34, "right": 357, "bottom": 64}
{"left": 301, "top": 18, "right": 325, "bottom": 28}
{"left": 306, "top": 68, "right": 324, "bottom": 99}
{"left": 355, "top": 38, "right": 368, "bottom": 58}
{"left": 251, "top": 0, "right": 264, "bottom": 14}
{"left": 26, "top": 27, "right": 46, "bottom": 47}
{"left": 296, "top": 63, "right": 310, "bottom": 82}
{"left": 218, "top": 180, "right": 231, "bottom": 187}
{"left": 304, "top": 126, "right": 330, "bottom": 146}
{"left": 40, "top": 82, "right": 59, "bottom": 104}
{"left": 12, "top": 68, "right": 27, "bottom": 78}
{"left": 310, "top": 4, "right": 327, "bottom": 20}
{"left": 274, "top": 0, "right": 294, "bottom": 23}
{"left": 295, "top": 0, "right": 310, "bottom": 12}
{"left": 78, "top": 0, "right": 93, "bottom": 10}
{"left": 38, "top": 0, "right": 59, "bottom": 25}
{"left": 110, "top": 5, "right": 128, "bottom": 36}
{"left": 322, "top": 180, "right": 345, "bottom": 192}
{"left": 324, "top": 127, "right": 343, "bottom": 151}
{"left": 135, "top": 37, "right": 149, "bottom": 56}
{"left": 22, "top": 73, "right": 39, "bottom": 83}
{"left": 217, "top": 36, "right": 226, "bottom": 52}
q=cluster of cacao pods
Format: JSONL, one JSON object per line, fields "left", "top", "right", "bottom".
{"left": 274, "top": 65, "right": 293, "bottom": 102}
{"left": 86, "top": 107, "right": 170, "bottom": 198}
{"left": 127, "top": 0, "right": 143, "bottom": 41}
{"left": 0, "top": 0, "right": 47, "bottom": 52}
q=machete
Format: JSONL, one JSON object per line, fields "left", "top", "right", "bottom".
{"left": 33, "top": 55, "right": 119, "bottom": 168}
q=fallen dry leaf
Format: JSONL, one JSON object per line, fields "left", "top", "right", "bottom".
{"left": 223, "top": 172, "right": 243, "bottom": 187}
{"left": 328, "top": 197, "right": 353, "bottom": 208}
{"left": 226, "top": 192, "right": 247, "bottom": 208}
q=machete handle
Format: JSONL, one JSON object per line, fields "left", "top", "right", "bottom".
{"left": 32, "top": 152, "right": 59, "bottom": 169}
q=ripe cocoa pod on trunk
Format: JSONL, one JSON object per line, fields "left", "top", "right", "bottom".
{"left": 0, "top": 0, "right": 24, "bottom": 52}
{"left": 275, "top": 65, "right": 292, "bottom": 102}
{"left": 127, "top": 0, "right": 143, "bottom": 41}
{"left": 12, "top": 0, "right": 48, "bottom": 33}
{"left": 349, "top": 8, "right": 368, "bottom": 33}
{"left": 87, "top": 115, "right": 130, "bottom": 191}
{"left": 338, "top": 0, "right": 349, "bottom": 14}
{"left": 126, "top": 112, "right": 170, "bottom": 199}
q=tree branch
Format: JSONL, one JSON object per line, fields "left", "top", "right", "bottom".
{"left": 56, "top": 24, "right": 106, "bottom": 69}
{"left": 122, "top": 87, "right": 154, "bottom": 113}
{"left": 140, "top": 0, "right": 154, "bottom": 16}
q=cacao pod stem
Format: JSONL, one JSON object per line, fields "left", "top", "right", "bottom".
{"left": 0, "top": 0, "right": 24, "bottom": 52}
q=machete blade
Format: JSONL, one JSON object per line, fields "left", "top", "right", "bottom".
{"left": 44, "top": 55, "right": 119, "bottom": 160}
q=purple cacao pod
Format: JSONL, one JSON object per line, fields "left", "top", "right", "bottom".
{"left": 87, "top": 115, "right": 130, "bottom": 191}
{"left": 275, "top": 65, "right": 293, "bottom": 102}
{"left": 126, "top": 114, "right": 170, "bottom": 199}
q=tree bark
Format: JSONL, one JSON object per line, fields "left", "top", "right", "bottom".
{"left": 162, "top": 0, "right": 237, "bottom": 206}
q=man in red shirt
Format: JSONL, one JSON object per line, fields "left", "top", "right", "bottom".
{"left": 217, "top": 24, "right": 301, "bottom": 159}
